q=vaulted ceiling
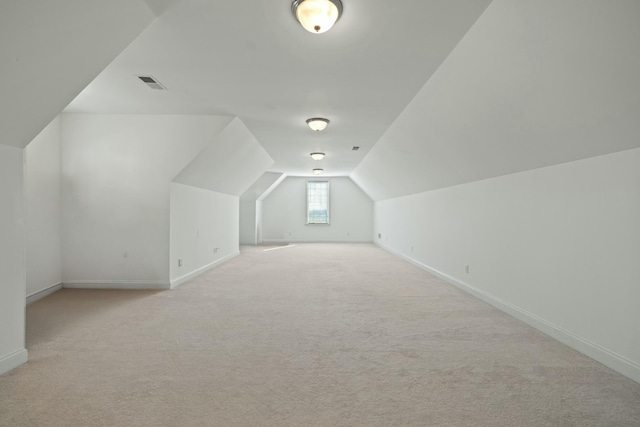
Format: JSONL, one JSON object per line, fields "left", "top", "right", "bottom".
{"left": 352, "top": 0, "right": 640, "bottom": 200}
{"left": 63, "top": 0, "right": 492, "bottom": 177}
{"left": 3, "top": 0, "right": 639, "bottom": 200}
{"left": 0, "top": 0, "right": 154, "bottom": 148}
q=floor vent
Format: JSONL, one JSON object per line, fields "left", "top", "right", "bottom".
{"left": 137, "top": 75, "right": 166, "bottom": 90}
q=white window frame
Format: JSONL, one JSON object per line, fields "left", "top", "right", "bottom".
{"left": 306, "top": 180, "right": 330, "bottom": 225}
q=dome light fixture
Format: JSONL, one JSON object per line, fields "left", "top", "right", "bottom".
{"left": 313, "top": 168, "right": 324, "bottom": 175}
{"left": 310, "top": 152, "right": 326, "bottom": 161}
{"left": 306, "top": 117, "right": 330, "bottom": 132}
{"left": 292, "top": 0, "right": 343, "bottom": 34}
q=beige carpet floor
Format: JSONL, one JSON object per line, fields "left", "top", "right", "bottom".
{"left": 1, "top": 243, "right": 639, "bottom": 426}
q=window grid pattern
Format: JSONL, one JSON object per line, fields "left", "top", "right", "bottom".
{"left": 307, "top": 181, "right": 330, "bottom": 224}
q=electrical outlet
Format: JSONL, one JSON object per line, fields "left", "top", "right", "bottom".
{"left": 178, "top": 259, "right": 183, "bottom": 267}
{"left": 465, "top": 265, "right": 470, "bottom": 274}
{"left": 123, "top": 251, "right": 128, "bottom": 258}
{"left": 378, "top": 233, "right": 381, "bottom": 239}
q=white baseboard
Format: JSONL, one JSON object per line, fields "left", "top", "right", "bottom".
{"left": 0, "top": 349, "right": 28, "bottom": 376}
{"left": 262, "top": 239, "right": 372, "bottom": 244}
{"left": 26, "top": 283, "right": 63, "bottom": 305}
{"left": 63, "top": 280, "right": 169, "bottom": 290}
{"left": 376, "top": 242, "right": 640, "bottom": 385}
{"left": 170, "top": 251, "right": 240, "bottom": 289}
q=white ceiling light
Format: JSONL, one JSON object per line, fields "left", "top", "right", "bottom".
{"left": 306, "top": 118, "right": 330, "bottom": 132}
{"left": 292, "top": 0, "right": 343, "bottom": 34}
{"left": 313, "top": 168, "right": 324, "bottom": 175}
{"left": 310, "top": 152, "right": 326, "bottom": 160}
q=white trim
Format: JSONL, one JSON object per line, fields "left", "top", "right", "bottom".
{"left": 170, "top": 251, "right": 239, "bottom": 289}
{"left": 0, "top": 349, "right": 28, "bottom": 376}
{"left": 262, "top": 239, "right": 372, "bottom": 244}
{"left": 63, "top": 280, "right": 169, "bottom": 290}
{"left": 376, "top": 241, "right": 640, "bottom": 385}
{"left": 26, "top": 283, "right": 62, "bottom": 305}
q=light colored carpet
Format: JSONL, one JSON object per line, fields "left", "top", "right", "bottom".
{"left": 1, "top": 243, "right": 639, "bottom": 426}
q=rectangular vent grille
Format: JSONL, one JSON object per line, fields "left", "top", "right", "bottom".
{"left": 137, "top": 75, "right": 166, "bottom": 90}
{"left": 352, "top": 146, "right": 360, "bottom": 151}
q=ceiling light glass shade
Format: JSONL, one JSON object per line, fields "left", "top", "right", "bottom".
{"left": 292, "top": 0, "right": 343, "bottom": 34}
{"left": 310, "top": 152, "right": 325, "bottom": 160}
{"left": 313, "top": 168, "right": 324, "bottom": 175}
{"left": 306, "top": 117, "right": 330, "bottom": 131}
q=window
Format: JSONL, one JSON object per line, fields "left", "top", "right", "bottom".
{"left": 307, "top": 180, "right": 330, "bottom": 224}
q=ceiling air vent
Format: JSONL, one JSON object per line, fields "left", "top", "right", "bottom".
{"left": 352, "top": 146, "right": 360, "bottom": 151}
{"left": 137, "top": 75, "right": 166, "bottom": 90}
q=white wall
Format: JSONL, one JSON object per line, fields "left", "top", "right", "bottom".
{"left": 61, "top": 114, "right": 232, "bottom": 288}
{"left": 0, "top": 145, "right": 27, "bottom": 375}
{"left": 374, "top": 148, "right": 640, "bottom": 383}
{"left": 262, "top": 177, "right": 373, "bottom": 243}
{"left": 241, "top": 200, "right": 266, "bottom": 245}
{"left": 239, "top": 172, "right": 285, "bottom": 246}
{"left": 25, "top": 117, "right": 62, "bottom": 298}
{"left": 169, "top": 183, "right": 239, "bottom": 287}
{"left": 239, "top": 200, "right": 258, "bottom": 245}
{"left": 256, "top": 200, "right": 264, "bottom": 245}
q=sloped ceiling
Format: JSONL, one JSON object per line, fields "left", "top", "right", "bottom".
{"left": 143, "top": 0, "right": 184, "bottom": 16}
{"left": 173, "top": 117, "right": 274, "bottom": 196}
{"left": 352, "top": 0, "right": 640, "bottom": 201}
{"left": 63, "top": 0, "right": 492, "bottom": 177}
{"left": 241, "top": 172, "right": 286, "bottom": 202}
{"left": 0, "top": 0, "right": 155, "bottom": 148}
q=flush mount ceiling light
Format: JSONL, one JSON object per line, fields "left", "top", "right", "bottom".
{"left": 310, "top": 152, "right": 326, "bottom": 160}
{"left": 292, "top": 0, "right": 343, "bottom": 34}
{"left": 306, "top": 118, "right": 330, "bottom": 132}
{"left": 313, "top": 168, "right": 324, "bottom": 175}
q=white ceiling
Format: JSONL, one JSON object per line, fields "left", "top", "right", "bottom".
{"left": 173, "top": 117, "right": 274, "bottom": 195}
{"left": 0, "top": 0, "right": 154, "bottom": 148}
{"left": 353, "top": 0, "right": 640, "bottom": 200}
{"left": 64, "top": 0, "right": 492, "bottom": 177}
{"left": 4, "top": 1, "right": 638, "bottom": 199}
